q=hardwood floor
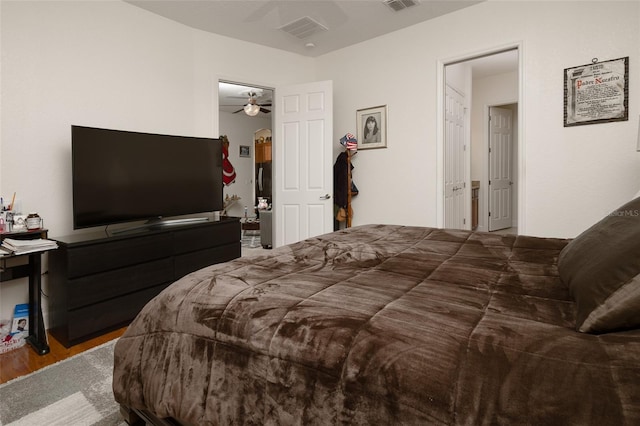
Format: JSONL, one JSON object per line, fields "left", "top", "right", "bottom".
{"left": 0, "top": 326, "right": 127, "bottom": 385}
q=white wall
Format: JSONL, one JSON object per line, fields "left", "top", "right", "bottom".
{"left": 0, "top": 1, "right": 314, "bottom": 323}
{"left": 317, "top": 0, "right": 640, "bottom": 238}
{"left": 471, "top": 71, "right": 518, "bottom": 181}
{"left": 219, "top": 111, "right": 271, "bottom": 218}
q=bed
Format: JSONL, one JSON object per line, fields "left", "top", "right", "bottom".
{"left": 112, "top": 197, "right": 640, "bottom": 425}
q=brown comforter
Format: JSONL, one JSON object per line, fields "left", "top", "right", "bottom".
{"left": 113, "top": 225, "right": 640, "bottom": 425}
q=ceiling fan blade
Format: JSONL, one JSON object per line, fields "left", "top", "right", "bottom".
{"left": 259, "top": 107, "right": 271, "bottom": 114}
{"left": 258, "top": 102, "right": 272, "bottom": 107}
{"left": 232, "top": 108, "right": 244, "bottom": 114}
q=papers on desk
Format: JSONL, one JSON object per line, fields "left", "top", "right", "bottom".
{"left": 1, "top": 238, "right": 58, "bottom": 255}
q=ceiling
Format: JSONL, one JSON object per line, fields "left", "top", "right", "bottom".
{"left": 219, "top": 82, "right": 274, "bottom": 115}
{"left": 125, "top": 0, "right": 483, "bottom": 58}
{"left": 129, "top": 1, "right": 514, "bottom": 115}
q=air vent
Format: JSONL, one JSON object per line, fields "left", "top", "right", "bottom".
{"left": 279, "top": 16, "right": 328, "bottom": 39}
{"left": 383, "top": 0, "right": 419, "bottom": 12}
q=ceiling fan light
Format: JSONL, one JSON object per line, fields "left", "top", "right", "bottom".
{"left": 244, "top": 103, "right": 260, "bottom": 116}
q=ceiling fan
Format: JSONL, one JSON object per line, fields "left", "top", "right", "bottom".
{"left": 225, "top": 91, "right": 272, "bottom": 116}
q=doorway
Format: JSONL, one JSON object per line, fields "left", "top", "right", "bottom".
{"left": 218, "top": 79, "right": 335, "bottom": 248}
{"left": 441, "top": 47, "right": 520, "bottom": 233}
{"left": 218, "top": 81, "right": 274, "bottom": 220}
{"left": 488, "top": 104, "right": 517, "bottom": 233}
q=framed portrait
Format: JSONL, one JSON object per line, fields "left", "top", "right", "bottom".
{"left": 356, "top": 105, "right": 387, "bottom": 149}
{"left": 564, "top": 57, "right": 628, "bottom": 127}
{"left": 239, "top": 145, "right": 251, "bottom": 157}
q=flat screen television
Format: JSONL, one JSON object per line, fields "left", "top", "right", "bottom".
{"left": 72, "top": 125, "right": 223, "bottom": 230}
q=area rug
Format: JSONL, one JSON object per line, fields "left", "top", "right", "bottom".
{"left": 241, "top": 230, "right": 262, "bottom": 249}
{"left": 0, "top": 339, "right": 125, "bottom": 426}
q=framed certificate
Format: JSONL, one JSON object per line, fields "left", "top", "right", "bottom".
{"left": 564, "top": 57, "right": 628, "bottom": 127}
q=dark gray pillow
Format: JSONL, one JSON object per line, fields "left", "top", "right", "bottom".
{"left": 558, "top": 196, "right": 640, "bottom": 333}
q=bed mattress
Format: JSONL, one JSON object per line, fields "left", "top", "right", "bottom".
{"left": 113, "top": 224, "right": 640, "bottom": 425}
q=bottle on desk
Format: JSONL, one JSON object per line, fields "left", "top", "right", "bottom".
{"left": 4, "top": 212, "right": 14, "bottom": 232}
{"left": 26, "top": 213, "right": 42, "bottom": 230}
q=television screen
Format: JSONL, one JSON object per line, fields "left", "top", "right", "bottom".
{"left": 72, "top": 125, "right": 223, "bottom": 229}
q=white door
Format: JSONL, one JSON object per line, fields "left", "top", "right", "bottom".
{"left": 444, "top": 84, "right": 467, "bottom": 229}
{"left": 488, "top": 106, "right": 513, "bottom": 231}
{"left": 274, "top": 80, "right": 333, "bottom": 247}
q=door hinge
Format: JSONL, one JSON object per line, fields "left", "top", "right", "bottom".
{"left": 489, "top": 211, "right": 491, "bottom": 217}
{"left": 489, "top": 180, "right": 492, "bottom": 185}
{"left": 463, "top": 218, "right": 466, "bottom": 225}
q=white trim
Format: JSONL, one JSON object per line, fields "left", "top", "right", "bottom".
{"left": 516, "top": 44, "right": 526, "bottom": 234}
{"left": 436, "top": 61, "right": 445, "bottom": 228}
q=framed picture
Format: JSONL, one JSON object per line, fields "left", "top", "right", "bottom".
{"left": 239, "top": 145, "right": 251, "bottom": 157}
{"left": 356, "top": 105, "right": 387, "bottom": 149}
{"left": 564, "top": 57, "right": 628, "bottom": 127}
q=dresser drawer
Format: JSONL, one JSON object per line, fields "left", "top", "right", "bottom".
{"left": 67, "top": 258, "right": 174, "bottom": 310}
{"left": 66, "top": 233, "right": 172, "bottom": 277}
{"left": 174, "top": 243, "right": 241, "bottom": 279}
{"left": 65, "top": 282, "right": 171, "bottom": 345}
{"left": 173, "top": 221, "right": 240, "bottom": 255}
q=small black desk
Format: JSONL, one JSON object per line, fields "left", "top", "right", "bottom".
{"left": 0, "top": 229, "right": 52, "bottom": 355}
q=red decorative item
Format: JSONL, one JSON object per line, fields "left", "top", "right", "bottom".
{"left": 221, "top": 135, "right": 236, "bottom": 186}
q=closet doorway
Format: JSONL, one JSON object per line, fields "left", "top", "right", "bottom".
{"left": 488, "top": 104, "right": 517, "bottom": 233}
{"left": 441, "top": 47, "right": 521, "bottom": 233}
{"left": 219, "top": 79, "right": 334, "bottom": 248}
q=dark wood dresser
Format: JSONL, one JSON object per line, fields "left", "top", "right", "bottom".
{"left": 48, "top": 217, "right": 240, "bottom": 347}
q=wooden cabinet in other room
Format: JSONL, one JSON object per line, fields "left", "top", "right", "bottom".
{"left": 255, "top": 141, "right": 272, "bottom": 163}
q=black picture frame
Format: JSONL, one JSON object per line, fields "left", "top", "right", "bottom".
{"left": 356, "top": 105, "right": 387, "bottom": 149}
{"left": 239, "top": 145, "right": 250, "bottom": 157}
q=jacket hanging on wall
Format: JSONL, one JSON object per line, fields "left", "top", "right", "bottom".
{"left": 333, "top": 151, "right": 358, "bottom": 210}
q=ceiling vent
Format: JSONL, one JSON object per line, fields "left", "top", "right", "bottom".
{"left": 383, "top": 0, "right": 419, "bottom": 12}
{"left": 279, "top": 16, "right": 328, "bottom": 39}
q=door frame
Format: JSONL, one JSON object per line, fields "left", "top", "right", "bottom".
{"left": 436, "top": 42, "right": 525, "bottom": 233}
